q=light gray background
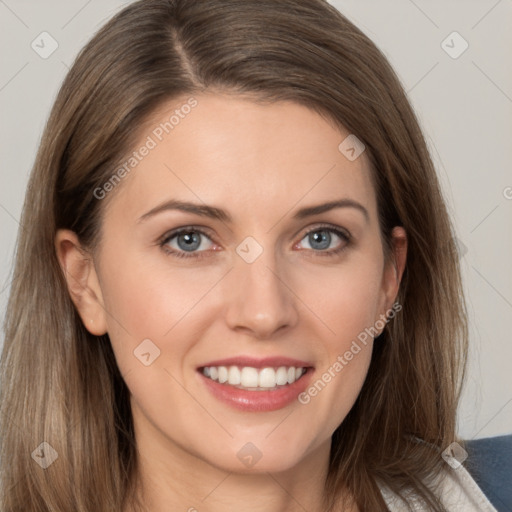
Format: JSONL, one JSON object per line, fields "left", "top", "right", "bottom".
{"left": 0, "top": 0, "right": 511, "bottom": 440}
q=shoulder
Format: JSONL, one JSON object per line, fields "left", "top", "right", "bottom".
{"left": 377, "top": 464, "right": 498, "bottom": 511}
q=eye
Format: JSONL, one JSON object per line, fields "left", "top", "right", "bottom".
{"left": 159, "top": 224, "right": 351, "bottom": 260}
{"left": 296, "top": 225, "right": 350, "bottom": 256}
{"left": 160, "top": 228, "right": 215, "bottom": 259}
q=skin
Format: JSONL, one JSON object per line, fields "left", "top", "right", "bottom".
{"left": 56, "top": 92, "right": 407, "bottom": 512}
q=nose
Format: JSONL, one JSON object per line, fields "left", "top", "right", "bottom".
{"left": 224, "top": 247, "right": 299, "bottom": 339}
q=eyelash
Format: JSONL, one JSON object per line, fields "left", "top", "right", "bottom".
{"left": 159, "top": 224, "right": 351, "bottom": 261}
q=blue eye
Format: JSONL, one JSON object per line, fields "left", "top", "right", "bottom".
{"left": 159, "top": 225, "right": 351, "bottom": 260}
{"left": 296, "top": 227, "right": 350, "bottom": 256}
{"left": 161, "top": 228, "right": 214, "bottom": 258}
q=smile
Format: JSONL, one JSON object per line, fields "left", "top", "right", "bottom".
{"left": 201, "top": 365, "right": 307, "bottom": 390}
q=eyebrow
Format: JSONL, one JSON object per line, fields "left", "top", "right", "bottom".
{"left": 137, "top": 198, "right": 369, "bottom": 224}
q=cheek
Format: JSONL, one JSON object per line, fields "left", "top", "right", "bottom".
{"left": 294, "top": 258, "right": 381, "bottom": 421}
{"left": 295, "top": 255, "right": 383, "bottom": 338}
{"left": 97, "top": 249, "right": 232, "bottom": 392}
{"left": 99, "top": 250, "right": 220, "bottom": 339}
{"left": 97, "top": 258, "right": 214, "bottom": 436}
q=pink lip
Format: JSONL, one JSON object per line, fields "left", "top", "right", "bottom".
{"left": 197, "top": 367, "right": 314, "bottom": 413}
{"left": 198, "top": 356, "right": 313, "bottom": 369}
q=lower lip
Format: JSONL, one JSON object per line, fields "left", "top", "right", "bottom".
{"left": 198, "top": 369, "right": 314, "bottom": 412}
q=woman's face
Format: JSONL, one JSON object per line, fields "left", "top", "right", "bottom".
{"left": 60, "top": 92, "right": 406, "bottom": 474}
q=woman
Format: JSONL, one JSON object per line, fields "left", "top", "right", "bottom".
{"left": 0, "top": 0, "right": 497, "bottom": 510}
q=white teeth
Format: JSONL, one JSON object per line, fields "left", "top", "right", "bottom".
{"left": 258, "top": 368, "right": 276, "bottom": 388}
{"left": 240, "top": 367, "right": 259, "bottom": 387}
{"left": 228, "top": 366, "right": 241, "bottom": 385}
{"left": 202, "top": 365, "right": 307, "bottom": 389}
{"left": 218, "top": 366, "right": 228, "bottom": 383}
{"left": 276, "top": 366, "right": 288, "bottom": 385}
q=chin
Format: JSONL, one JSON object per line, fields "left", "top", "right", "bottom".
{"left": 194, "top": 435, "right": 318, "bottom": 475}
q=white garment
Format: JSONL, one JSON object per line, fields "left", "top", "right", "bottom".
{"left": 378, "top": 463, "right": 498, "bottom": 511}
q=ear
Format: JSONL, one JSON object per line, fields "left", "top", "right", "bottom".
{"left": 376, "top": 226, "right": 407, "bottom": 328}
{"left": 55, "top": 229, "right": 108, "bottom": 336}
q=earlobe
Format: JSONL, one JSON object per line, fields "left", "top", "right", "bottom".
{"left": 55, "top": 229, "right": 108, "bottom": 336}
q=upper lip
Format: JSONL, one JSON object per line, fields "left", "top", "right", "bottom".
{"left": 198, "top": 356, "right": 314, "bottom": 369}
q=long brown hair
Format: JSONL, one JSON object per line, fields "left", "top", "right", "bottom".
{"left": 0, "top": 1, "right": 468, "bottom": 510}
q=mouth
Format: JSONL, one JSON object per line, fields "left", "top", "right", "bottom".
{"left": 200, "top": 365, "right": 308, "bottom": 391}
{"left": 196, "top": 357, "right": 314, "bottom": 412}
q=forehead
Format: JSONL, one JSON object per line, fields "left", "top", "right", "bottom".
{"left": 106, "top": 92, "right": 377, "bottom": 224}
